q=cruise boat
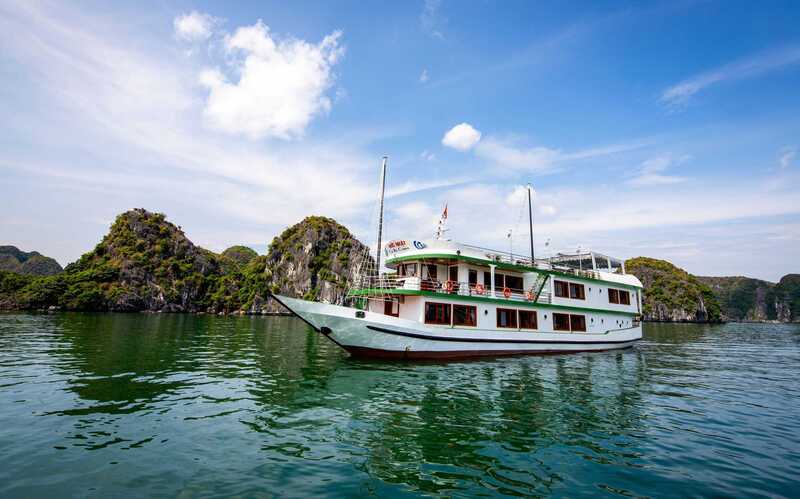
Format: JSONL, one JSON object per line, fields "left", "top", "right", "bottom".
{"left": 273, "top": 158, "right": 643, "bottom": 360}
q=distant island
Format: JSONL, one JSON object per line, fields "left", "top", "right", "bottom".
{"left": 1, "top": 209, "right": 798, "bottom": 323}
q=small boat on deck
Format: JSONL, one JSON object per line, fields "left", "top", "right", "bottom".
{"left": 273, "top": 158, "right": 643, "bottom": 360}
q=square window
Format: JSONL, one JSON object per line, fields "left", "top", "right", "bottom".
{"left": 569, "top": 283, "right": 585, "bottom": 300}
{"left": 496, "top": 308, "right": 518, "bottom": 328}
{"left": 553, "top": 313, "right": 571, "bottom": 331}
{"left": 519, "top": 310, "right": 538, "bottom": 329}
{"left": 424, "top": 302, "right": 451, "bottom": 325}
{"left": 608, "top": 288, "right": 620, "bottom": 304}
{"left": 570, "top": 314, "right": 586, "bottom": 332}
{"left": 554, "top": 280, "right": 569, "bottom": 298}
{"left": 453, "top": 304, "right": 477, "bottom": 327}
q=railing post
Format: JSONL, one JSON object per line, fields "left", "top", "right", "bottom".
{"left": 489, "top": 264, "right": 496, "bottom": 298}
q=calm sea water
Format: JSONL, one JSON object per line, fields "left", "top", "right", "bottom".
{"left": 0, "top": 314, "right": 798, "bottom": 498}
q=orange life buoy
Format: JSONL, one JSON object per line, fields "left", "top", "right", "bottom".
{"left": 503, "top": 287, "right": 511, "bottom": 299}
{"left": 475, "top": 283, "right": 485, "bottom": 295}
{"left": 525, "top": 290, "right": 535, "bottom": 301}
{"left": 445, "top": 280, "right": 455, "bottom": 293}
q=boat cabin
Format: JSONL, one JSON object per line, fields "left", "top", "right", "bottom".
{"left": 351, "top": 239, "right": 642, "bottom": 333}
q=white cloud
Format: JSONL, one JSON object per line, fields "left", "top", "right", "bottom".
{"left": 420, "top": 0, "right": 445, "bottom": 40}
{"left": 467, "top": 135, "right": 645, "bottom": 174}
{"left": 779, "top": 147, "right": 796, "bottom": 169}
{"left": 419, "top": 69, "right": 429, "bottom": 83}
{"left": 661, "top": 45, "right": 800, "bottom": 108}
{"left": 475, "top": 137, "right": 561, "bottom": 172}
{"left": 420, "top": 149, "right": 435, "bottom": 161}
{"left": 627, "top": 154, "right": 689, "bottom": 186}
{"left": 442, "top": 123, "right": 481, "bottom": 151}
{"left": 200, "top": 21, "right": 344, "bottom": 140}
{"left": 174, "top": 11, "right": 217, "bottom": 42}
{"left": 386, "top": 177, "right": 469, "bottom": 198}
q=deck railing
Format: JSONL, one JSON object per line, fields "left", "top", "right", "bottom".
{"left": 456, "top": 244, "right": 614, "bottom": 280}
{"left": 353, "top": 275, "right": 551, "bottom": 304}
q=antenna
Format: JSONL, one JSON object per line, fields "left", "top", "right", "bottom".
{"left": 527, "top": 183, "right": 535, "bottom": 264}
{"left": 375, "top": 156, "right": 387, "bottom": 274}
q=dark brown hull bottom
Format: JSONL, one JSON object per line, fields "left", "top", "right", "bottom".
{"left": 344, "top": 344, "right": 636, "bottom": 361}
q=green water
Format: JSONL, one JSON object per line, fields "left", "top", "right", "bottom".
{"left": 0, "top": 314, "right": 798, "bottom": 498}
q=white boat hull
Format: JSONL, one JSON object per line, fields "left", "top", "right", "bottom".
{"left": 272, "top": 295, "right": 642, "bottom": 360}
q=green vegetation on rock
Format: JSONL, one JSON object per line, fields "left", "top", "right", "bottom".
{"left": 626, "top": 257, "right": 722, "bottom": 323}
{"left": 0, "top": 210, "right": 371, "bottom": 314}
{"left": 0, "top": 246, "right": 63, "bottom": 276}
{"left": 698, "top": 274, "right": 799, "bottom": 322}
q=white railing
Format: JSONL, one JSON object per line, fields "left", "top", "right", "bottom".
{"left": 455, "top": 244, "right": 610, "bottom": 280}
{"left": 354, "top": 275, "right": 551, "bottom": 304}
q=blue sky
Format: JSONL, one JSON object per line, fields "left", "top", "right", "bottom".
{"left": 1, "top": 0, "right": 799, "bottom": 281}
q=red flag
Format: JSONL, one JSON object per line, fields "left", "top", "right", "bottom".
{"left": 442, "top": 203, "right": 448, "bottom": 220}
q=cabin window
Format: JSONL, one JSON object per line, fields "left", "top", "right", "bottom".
{"left": 553, "top": 313, "right": 571, "bottom": 331}
{"left": 554, "top": 280, "right": 569, "bottom": 298}
{"left": 608, "top": 288, "right": 620, "bottom": 304}
{"left": 570, "top": 314, "right": 587, "bottom": 332}
{"left": 384, "top": 298, "right": 400, "bottom": 317}
{"left": 505, "top": 275, "right": 524, "bottom": 292}
{"left": 424, "top": 302, "right": 451, "bottom": 325}
{"left": 453, "top": 304, "right": 477, "bottom": 327}
{"left": 397, "top": 263, "right": 417, "bottom": 277}
{"left": 619, "top": 290, "right": 631, "bottom": 305}
{"left": 468, "top": 269, "right": 478, "bottom": 286}
{"left": 519, "top": 310, "right": 538, "bottom": 330}
{"left": 449, "top": 266, "right": 459, "bottom": 283}
{"left": 483, "top": 272, "right": 492, "bottom": 288}
{"left": 569, "top": 283, "right": 585, "bottom": 300}
{"left": 496, "top": 308, "right": 518, "bottom": 328}
{"left": 422, "top": 264, "right": 438, "bottom": 280}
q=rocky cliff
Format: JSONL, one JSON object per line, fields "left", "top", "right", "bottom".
{"left": 698, "top": 274, "right": 798, "bottom": 322}
{"left": 0, "top": 209, "right": 371, "bottom": 314}
{"left": 0, "top": 246, "right": 62, "bottom": 276}
{"left": 625, "top": 257, "right": 722, "bottom": 322}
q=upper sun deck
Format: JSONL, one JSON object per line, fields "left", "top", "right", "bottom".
{"left": 383, "top": 239, "right": 642, "bottom": 289}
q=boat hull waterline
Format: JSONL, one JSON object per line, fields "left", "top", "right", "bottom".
{"left": 272, "top": 295, "right": 642, "bottom": 360}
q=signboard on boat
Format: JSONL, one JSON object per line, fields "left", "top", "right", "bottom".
{"left": 384, "top": 239, "right": 426, "bottom": 256}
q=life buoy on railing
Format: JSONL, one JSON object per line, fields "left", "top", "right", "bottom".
{"left": 474, "top": 283, "right": 485, "bottom": 295}
{"left": 503, "top": 287, "right": 511, "bottom": 299}
{"left": 525, "top": 290, "right": 535, "bottom": 301}
{"left": 444, "top": 280, "right": 455, "bottom": 293}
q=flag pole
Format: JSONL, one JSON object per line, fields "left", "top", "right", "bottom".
{"left": 376, "top": 156, "right": 387, "bottom": 274}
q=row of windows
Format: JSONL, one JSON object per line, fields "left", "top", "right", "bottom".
{"left": 424, "top": 302, "right": 594, "bottom": 332}
{"left": 553, "top": 279, "right": 634, "bottom": 307}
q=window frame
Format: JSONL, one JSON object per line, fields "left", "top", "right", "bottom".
{"left": 496, "top": 308, "right": 518, "bottom": 329}
{"left": 453, "top": 304, "right": 478, "bottom": 327}
{"left": 384, "top": 298, "right": 400, "bottom": 317}
{"left": 424, "top": 302, "right": 451, "bottom": 325}
{"left": 569, "top": 282, "right": 585, "bottom": 300}
{"left": 570, "top": 314, "right": 587, "bottom": 332}
{"left": 619, "top": 290, "right": 631, "bottom": 305}
{"left": 608, "top": 288, "right": 620, "bottom": 304}
{"left": 554, "top": 280, "right": 569, "bottom": 298}
{"left": 553, "top": 312, "right": 571, "bottom": 331}
{"left": 518, "top": 310, "right": 538, "bottom": 330}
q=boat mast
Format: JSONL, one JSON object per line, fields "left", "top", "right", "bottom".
{"left": 527, "top": 183, "right": 535, "bottom": 264}
{"left": 375, "top": 156, "right": 388, "bottom": 274}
